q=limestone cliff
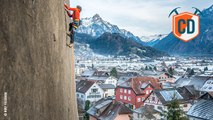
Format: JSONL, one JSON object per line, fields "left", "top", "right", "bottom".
{"left": 0, "top": 0, "right": 78, "bottom": 119}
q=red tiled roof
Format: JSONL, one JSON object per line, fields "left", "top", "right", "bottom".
{"left": 120, "top": 77, "right": 161, "bottom": 95}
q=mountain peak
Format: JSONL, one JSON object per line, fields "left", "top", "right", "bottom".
{"left": 92, "top": 14, "right": 102, "bottom": 21}
{"left": 77, "top": 14, "right": 144, "bottom": 45}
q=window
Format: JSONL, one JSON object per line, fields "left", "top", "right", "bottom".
{"left": 92, "top": 89, "right": 97, "bottom": 93}
{"left": 124, "top": 89, "right": 127, "bottom": 93}
{"left": 77, "top": 94, "right": 79, "bottom": 97}
{"left": 120, "top": 95, "right": 123, "bottom": 99}
{"left": 157, "top": 106, "right": 163, "bottom": 110}
{"left": 152, "top": 97, "right": 155, "bottom": 101}
{"left": 137, "top": 114, "right": 141, "bottom": 118}
{"left": 81, "top": 95, "right": 84, "bottom": 98}
{"left": 124, "top": 96, "right": 127, "bottom": 100}
{"left": 128, "top": 96, "right": 131, "bottom": 101}
{"left": 120, "top": 88, "right": 123, "bottom": 93}
{"left": 142, "top": 97, "right": 145, "bottom": 101}
{"left": 128, "top": 90, "right": 131, "bottom": 94}
{"left": 137, "top": 98, "right": 141, "bottom": 102}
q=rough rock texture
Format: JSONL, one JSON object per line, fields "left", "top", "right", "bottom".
{"left": 0, "top": 0, "right": 78, "bottom": 120}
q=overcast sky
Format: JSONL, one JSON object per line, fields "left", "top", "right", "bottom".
{"left": 70, "top": 0, "right": 213, "bottom": 36}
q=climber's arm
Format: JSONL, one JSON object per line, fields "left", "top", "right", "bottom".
{"left": 64, "top": 4, "right": 78, "bottom": 11}
{"left": 65, "top": 9, "right": 72, "bottom": 17}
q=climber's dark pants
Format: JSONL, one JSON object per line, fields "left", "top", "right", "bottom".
{"left": 69, "top": 20, "right": 80, "bottom": 44}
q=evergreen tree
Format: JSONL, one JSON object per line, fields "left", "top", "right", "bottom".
{"left": 168, "top": 67, "right": 174, "bottom": 75}
{"left": 84, "top": 100, "right": 90, "bottom": 120}
{"left": 165, "top": 99, "right": 188, "bottom": 120}
{"left": 189, "top": 69, "right": 195, "bottom": 76}
{"left": 186, "top": 68, "right": 191, "bottom": 72}
{"left": 204, "top": 67, "right": 208, "bottom": 71}
{"left": 154, "top": 66, "right": 157, "bottom": 71}
{"left": 149, "top": 66, "right": 153, "bottom": 70}
{"left": 110, "top": 67, "right": 118, "bottom": 78}
{"left": 145, "top": 66, "right": 149, "bottom": 70}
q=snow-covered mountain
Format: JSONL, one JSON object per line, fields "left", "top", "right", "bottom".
{"left": 140, "top": 34, "right": 167, "bottom": 46}
{"left": 76, "top": 14, "right": 144, "bottom": 45}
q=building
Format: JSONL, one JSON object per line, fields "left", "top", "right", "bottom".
{"left": 76, "top": 80, "right": 104, "bottom": 105}
{"left": 81, "top": 69, "right": 96, "bottom": 77}
{"left": 157, "top": 72, "right": 175, "bottom": 83}
{"left": 142, "top": 71, "right": 175, "bottom": 83}
{"left": 187, "top": 92, "right": 213, "bottom": 120}
{"left": 99, "top": 84, "right": 115, "bottom": 97}
{"left": 133, "top": 105, "right": 161, "bottom": 120}
{"left": 175, "top": 76, "right": 213, "bottom": 92}
{"left": 87, "top": 98, "right": 133, "bottom": 120}
{"left": 116, "top": 77, "right": 161, "bottom": 109}
{"left": 144, "top": 87, "right": 197, "bottom": 113}
{"left": 87, "top": 76, "right": 117, "bottom": 87}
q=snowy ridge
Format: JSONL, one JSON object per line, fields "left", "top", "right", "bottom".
{"left": 76, "top": 14, "right": 144, "bottom": 44}
{"left": 140, "top": 34, "right": 167, "bottom": 42}
{"left": 140, "top": 34, "right": 167, "bottom": 47}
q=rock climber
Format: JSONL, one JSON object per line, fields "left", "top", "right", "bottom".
{"left": 64, "top": 3, "right": 82, "bottom": 47}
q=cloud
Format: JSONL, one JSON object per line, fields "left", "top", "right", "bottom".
{"left": 70, "top": 0, "right": 213, "bottom": 36}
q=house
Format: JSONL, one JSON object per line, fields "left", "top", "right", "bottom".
{"left": 99, "top": 84, "right": 115, "bottom": 97}
{"left": 76, "top": 80, "right": 104, "bottom": 105}
{"left": 87, "top": 98, "right": 133, "bottom": 120}
{"left": 81, "top": 69, "right": 96, "bottom": 77}
{"left": 133, "top": 105, "right": 161, "bottom": 120}
{"left": 144, "top": 87, "right": 198, "bottom": 113}
{"left": 187, "top": 92, "right": 213, "bottom": 120}
{"left": 175, "top": 76, "right": 213, "bottom": 92}
{"left": 115, "top": 77, "right": 161, "bottom": 109}
{"left": 142, "top": 71, "right": 175, "bottom": 83}
{"left": 117, "top": 76, "right": 131, "bottom": 86}
{"left": 87, "top": 76, "right": 117, "bottom": 87}
{"left": 157, "top": 72, "right": 175, "bottom": 83}
{"left": 200, "top": 78, "right": 213, "bottom": 92}
{"left": 93, "top": 70, "right": 109, "bottom": 77}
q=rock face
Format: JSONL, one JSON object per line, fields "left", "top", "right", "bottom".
{"left": 0, "top": 0, "right": 78, "bottom": 120}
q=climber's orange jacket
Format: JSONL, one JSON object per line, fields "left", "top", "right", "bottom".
{"left": 64, "top": 4, "right": 80, "bottom": 20}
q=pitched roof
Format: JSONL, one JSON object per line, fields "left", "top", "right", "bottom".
{"left": 175, "top": 76, "right": 212, "bottom": 90}
{"left": 87, "top": 76, "right": 108, "bottom": 81}
{"left": 183, "top": 85, "right": 200, "bottom": 98}
{"left": 118, "top": 77, "right": 161, "bottom": 95}
{"left": 76, "top": 80, "right": 95, "bottom": 93}
{"left": 81, "top": 69, "right": 96, "bottom": 77}
{"left": 187, "top": 100, "right": 213, "bottom": 120}
{"left": 87, "top": 98, "right": 132, "bottom": 120}
{"left": 99, "top": 84, "right": 115, "bottom": 89}
{"left": 93, "top": 71, "right": 109, "bottom": 77}
{"left": 133, "top": 105, "right": 161, "bottom": 119}
{"left": 153, "top": 87, "right": 194, "bottom": 105}
{"left": 208, "top": 92, "right": 213, "bottom": 97}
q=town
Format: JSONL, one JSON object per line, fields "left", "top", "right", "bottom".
{"left": 75, "top": 56, "right": 213, "bottom": 120}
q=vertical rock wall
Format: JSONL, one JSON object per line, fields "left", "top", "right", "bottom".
{"left": 0, "top": 0, "right": 78, "bottom": 119}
